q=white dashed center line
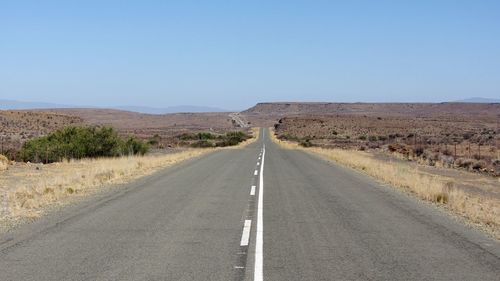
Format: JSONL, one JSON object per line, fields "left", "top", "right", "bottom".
{"left": 240, "top": 220, "right": 252, "bottom": 246}
{"left": 250, "top": 185, "right": 256, "bottom": 196}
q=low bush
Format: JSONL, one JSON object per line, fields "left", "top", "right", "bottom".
{"left": 179, "top": 131, "right": 250, "bottom": 148}
{"left": 413, "top": 146, "right": 425, "bottom": 157}
{"left": 299, "top": 139, "right": 313, "bottom": 147}
{"left": 123, "top": 136, "right": 149, "bottom": 156}
{"left": 148, "top": 134, "right": 161, "bottom": 146}
{"left": 191, "top": 140, "right": 214, "bottom": 148}
{"left": 377, "top": 135, "right": 388, "bottom": 141}
{"left": 215, "top": 131, "right": 250, "bottom": 147}
{"left": 455, "top": 158, "right": 475, "bottom": 169}
{"left": 472, "top": 160, "right": 487, "bottom": 170}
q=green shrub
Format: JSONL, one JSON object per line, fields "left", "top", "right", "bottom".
{"left": 177, "top": 131, "right": 250, "bottom": 148}
{"left": 123, "top": 137, "right": 149, "bottom": 156}
{"left": 215, "top": 131, "right": 250, "bottom": 147}
{"left": 20, "top": 126, "right": 149, "bottom": 163}
{"left": 179, "top": 132, "right": 217, "bottom": 141}
{"left": 197, "top": 132, "right": 216, "bottom": 140}
{"left": 190, "top": 140, "right": 214, "bottom": 148}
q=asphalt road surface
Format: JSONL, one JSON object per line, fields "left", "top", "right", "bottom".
{"left": 1, "top": 128, "right": 499, "bottom": 280}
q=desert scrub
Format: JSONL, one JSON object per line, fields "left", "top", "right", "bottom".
{"left": 20, "top": 126, "right": 149, "bottom": 163}
{"left": 178, "top": 131, "right": 251, "bottom": 148}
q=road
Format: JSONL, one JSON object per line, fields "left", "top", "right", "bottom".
{"left": 0, "top": 128, "right": 499, "bottom": 280}
{"left": 229, "top": 113, "right": 248, "bottom": 128}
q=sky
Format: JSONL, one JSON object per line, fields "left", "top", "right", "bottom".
{"left": 1, "top": 0, "right": 499, "bottom": 110}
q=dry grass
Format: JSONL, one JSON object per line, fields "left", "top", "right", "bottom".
{"left": 0, "top": 149, "right": 211, "bottom": 225}
{"left": 270, "top": 128, "right": 500, "bottom": 239}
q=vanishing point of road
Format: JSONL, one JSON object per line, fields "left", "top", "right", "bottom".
{"left": 0, "top": 128, "right": 499, "bottom": 280}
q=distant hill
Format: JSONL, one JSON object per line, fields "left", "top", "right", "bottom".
{"left": 241, "top": 102, "right": 500, "bottom": 126}
{"left": 453, "top": 97, "right": 500, "bottom": 103}
{"left": 114, "top": 105, "right": 228, "bottom": 114}
{"left": 242, "top": 102, "right": 500, "bottom": 116}
{"left": 0, "top": 99, "right": 73, "bottom": 110}
{"left": 0, "top": 99, "right": 228, "bottom": 114}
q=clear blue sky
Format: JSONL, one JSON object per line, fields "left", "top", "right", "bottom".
{"left": 1, "top": 0, "right": 499, "bottom": 110}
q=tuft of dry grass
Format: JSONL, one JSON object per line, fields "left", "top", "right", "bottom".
{"left": 0, "top": 155, "right": 9, "bottom": 171}
{"left": 270, "top": 128, "right": 500, "bottom": 239}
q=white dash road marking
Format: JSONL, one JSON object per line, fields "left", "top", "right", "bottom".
{"left": 240, "top": 220, "right": 252, "bottom": 246}
{"left": 257, "top": 162, "right": 260, "bottom": 166}
{"left": 250, "top": 185, "right": 256, "bottom": 196}
{"left": 254, "top": 170, "right": 258, "bottom": 176}
{"left": 254, "top": 144, "right": 265, "bottom": 281}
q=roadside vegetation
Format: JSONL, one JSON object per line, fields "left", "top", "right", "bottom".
{"left": 270, "top": 128, "right": 500, "bottom": 239}
{"left": 176, "top": 131, "right": 251, "bottom": 148}
{"left": 20, "top": 126, "right": 148, "bottom": 163}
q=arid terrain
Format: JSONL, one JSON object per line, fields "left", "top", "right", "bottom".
{"left": 242, "top": 102, "right": 500, "bottom": 126}
{"left": 2, "top": 103, "right": 498, "bottom": 174}
{"left": 38, "top": 108, "right": 241, "bottom": 145}
{"left": 0, "top": 111, "right": 84, "bottom": 158}
{"left": 1, "top": 108, "right": 244, "bottom": 159}
{"left": 243, "top": 102, "right": 500, "bottom": 176}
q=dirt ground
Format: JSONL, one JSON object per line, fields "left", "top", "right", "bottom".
{"left": 273, "top": 113, "right": 499, "bottom": 176}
